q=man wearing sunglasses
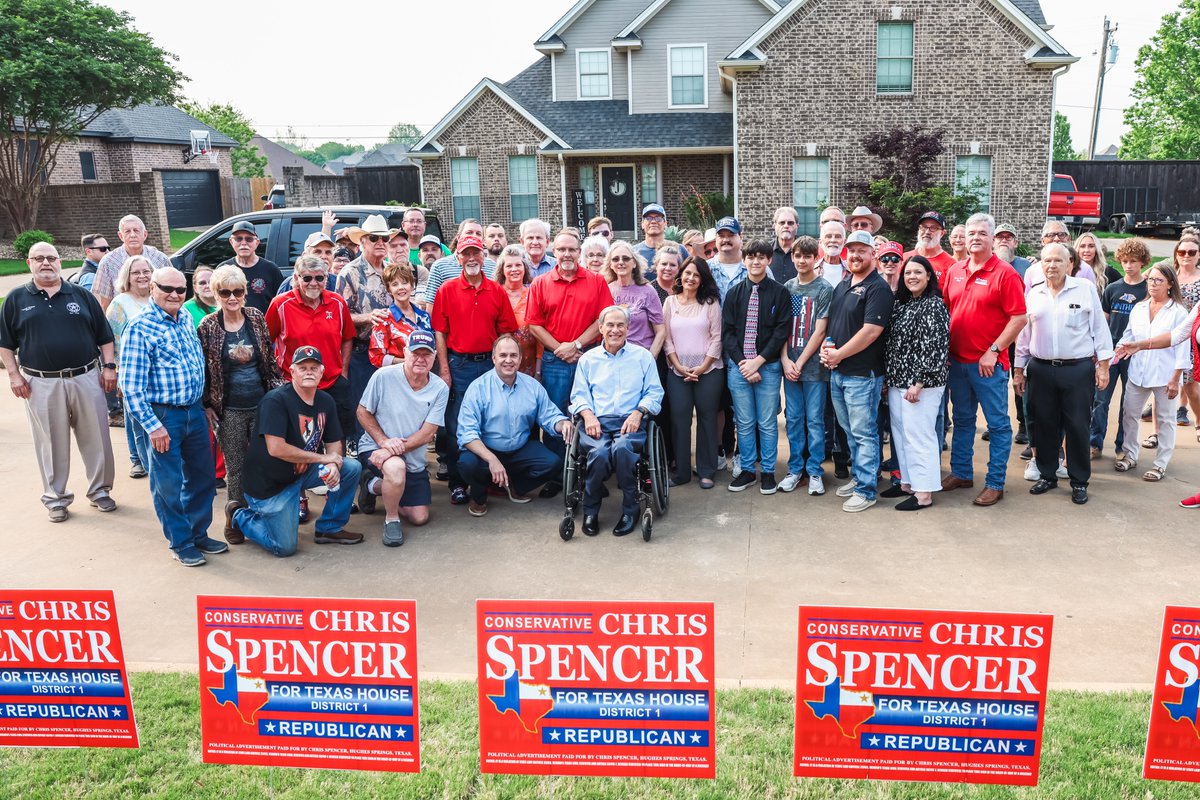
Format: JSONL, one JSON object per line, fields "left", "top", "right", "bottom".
{"left": 219, "top": 221, "right": 282, "bottom": 314}
{"left": 72, "top": 233, "right": 109, "bottom": 291}
{"left": 119, "top": 267, "right": 224, "bottom": 566}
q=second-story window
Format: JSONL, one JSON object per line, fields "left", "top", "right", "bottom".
{"left": 578, "top": 49, "right": 611, "bottom": 99}
{"left": 876, "top": 22, "right": 914, "bottom": 94}
{"left": 669, "top": 45, "right": 707, "bottom": 108}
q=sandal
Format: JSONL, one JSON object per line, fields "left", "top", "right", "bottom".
{"left": 1143, "top": 434, "right": 1159, "bottom": 449}
{"left": 1114, "top": 454, "right": 1136, "bottom": 472}
{"left": 1144, "top": 466, "right": 1166, "bottom": 482}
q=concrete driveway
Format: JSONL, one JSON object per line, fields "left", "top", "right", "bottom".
{"left": 1, "top": 383, "right": 1196, "bottom": 690}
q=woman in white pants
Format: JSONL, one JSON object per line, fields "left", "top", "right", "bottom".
{"left": 1115, "top": 264, "right": 1190, "bottom": 480}
{"left": 881, "top": 256, "right": 950, "bottom": 510}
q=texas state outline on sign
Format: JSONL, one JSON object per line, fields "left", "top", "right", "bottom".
{"left": 487, "top": 670, "right": 555, "bottom": 733}
{"left": 1162, "top": 677, "right": 1200, "bottom": 737}
{"left": 208, "top": 665, "right": 271, "bottom": 725}
{"left": 805, "top": 676, "right": 876, "bottom": 738}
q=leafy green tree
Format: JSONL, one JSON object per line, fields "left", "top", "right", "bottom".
{"left": 1121, "top": 0, "right": 1200, "bottom": 159}
{"left": 0, "top": 0, "right": 184, "bottom": 231}
{"left": 180, "top": 101, "right": 267, "bottom": 178}
{"left": 387, "top": 122, "right": 422, "bottom": 145}
{"left": 1053, "top": 112, "right": 1079, "bottom": 161}
{"left": 308, "top": 141, "right": 362, "bottom": 166}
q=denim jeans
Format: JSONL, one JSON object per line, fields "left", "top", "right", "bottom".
{"left": 540, "top": 352, "right": 578, "bottom": 459}
{"left": 445, "top": 354, "right": 492, "bottom": 489}
{"left": 784, "top": 379, "right": 826, "bottom": 477}
{"left": 146, "top": 403, "right": 216, "bottom": 555}
{"left": 235, "top": 458, "right": 362, "bottom": 557}
{"left": 948, "top": 361, "right": 1012, "bottom": 491}
{"left": 579, "top": 415, "right": 646, "bottom": 516}
{"left": 125, "top": 412, "right": 150, "bottom": 468}
{"left": 458, "top": 439, "right": 562, "bottom": 504}
{"left": 829, "top": 372, "right": 883, "bottom": 499}
{"left": 726, "top": 359, "right": 782, "bottom": 474}
{"left": 1090, "top": 359, "right": 1129, "bottom": 452}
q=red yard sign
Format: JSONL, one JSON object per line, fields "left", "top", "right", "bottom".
{"left": 1145, "top": 605, "right": 1200, "bottom": 782}
{"left": 476, "top": 599, "right": 715, "bottom": 778}
{"left": 0, "top": 589, "right": 138, "bottom": 748}
{"left": 794, "top": 606, "right": 1053, "bottom": 785}
{"left": 197, "top": 595, "right": 419, "bottom": 772}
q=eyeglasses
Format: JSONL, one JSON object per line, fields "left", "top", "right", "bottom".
{"left": 612, "top": 255, "right": 633, "bottom": 262}
{"left": 217, "top": 288, "right": 246, "bottom": 298}
{"left": 1177, "top": 249, "right": 1199, "bottom": 256}
{"left": 1147, "top": 277, "right": 1168, "bottom": 284}
{"left": 230, "top": 236, "right": 257, "bottom": 245}
{"left": 301, "top": 274, "right": 327, "bottom": 283}
{"left": 879, "top": 255, "right": 902, "bottom": 263}
{"left": 29, "top": 255, "right": 60, "bottom": 263}
{"left": 365, "top": 234, "right": 387, "bottom": 243}
{"left": 594, "top": 230, "right": 612, "bottom": 238}
{"left": 88, "top": 245, "right": 111, "bottom": 252}
{"left": 1042, "top": 232, "right": 1070, "bottom": 241}
{"left": 154, "top": 283, "right": 187, "bottom": 295}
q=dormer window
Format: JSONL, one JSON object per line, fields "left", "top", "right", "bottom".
{"left": 668, "top": 45, "right": 708, "bottom": 108}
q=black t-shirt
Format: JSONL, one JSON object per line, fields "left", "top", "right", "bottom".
{"left": 242, "top": 384, "right": 342, "bottom": 500}
{"left": 1102, "top": 278, "right": 1148, "bottom": 343}
{"left": 0, "top": 281, "right": 114, "bottom": 371}
{"left": 827, "top": 270, "right": 893, "bottom": 377}
{"left": 219, "top": 257, "right": 283, "bottom": 314}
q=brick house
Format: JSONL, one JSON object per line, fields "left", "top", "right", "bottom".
{"left": 413, "top": 0, "right": 1073, "bottom": 241}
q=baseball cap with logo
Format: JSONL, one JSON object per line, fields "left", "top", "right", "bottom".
{"left": 845, "top": 230, "right": 875, "bottom": 248}
{"left": 419, "top": 235, "right": 443, "bottom": 248}
{"left": 876, "top": 240, "right": 904, "bottom": 259}
{"left": 304, "top": 231, "right": 335, "bottom": 249}
{"left": 641, "top": 203, "right": 666, "bottom": 218}
{"left": 917, "top": 211, "right": 946, "bottom": 230}
{"left": 291, "top": 345, "right": 323, "bottom": 365}
{"left": 715, "top": 216, "right": 742, "bottom": 235}
{"left": 231, "top": 221, "right": 257, "bottom": 236}
{"left": 406, "top": 329, "right": 436, "bottom": 353}
{"left": 456, "top": 234, "right": 485, "bottom": 253}
{"left": 995, "top": 223, "right": 1020, "bottom": 238}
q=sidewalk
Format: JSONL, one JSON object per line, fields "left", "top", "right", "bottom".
{"left": 1, "top": 385, "right": 1194, "bottom": 689}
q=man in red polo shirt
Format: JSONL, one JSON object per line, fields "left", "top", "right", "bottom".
{"left": 266, "top": 255, "right": 357, "bottom": 438}
{"left": 431, "top": 234, "right": 518, "bottom": 505}
{"left": 940, "top": 213, "right": 1027, "bottom": 507}
{"left": 903, "top": 211, "right": 957, "bottom": 282}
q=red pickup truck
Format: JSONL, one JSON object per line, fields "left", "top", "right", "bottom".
{"left": 1048, "top": 174, "right": 1102, "bottom": 228}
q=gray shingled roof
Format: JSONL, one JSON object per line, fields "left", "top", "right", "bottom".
{"left": 81, "top": 102, "right": 238, "bottom": 147}
{"left": 249, "top": 135, "right": 329, "bottom": 178}
{"left": 502, "top": 59, "right": 732, "bottom": 151}
{"left": 1012, "top": 0, "right": 1046, "bottom": 27}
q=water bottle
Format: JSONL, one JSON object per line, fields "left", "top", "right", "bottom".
{"left": 318, "top": 463, "right": 339, "bottom": 492}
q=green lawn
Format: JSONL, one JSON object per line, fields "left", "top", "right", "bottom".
{"left": 0, "top": 675, "right": 1194, "bottom": 799}
{"left": 170, "top": 228, "right": 202, "bottom": 250}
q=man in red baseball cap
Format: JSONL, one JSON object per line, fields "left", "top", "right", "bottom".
{"left": 431, "top": 233, "right": 519, "bottom": 505}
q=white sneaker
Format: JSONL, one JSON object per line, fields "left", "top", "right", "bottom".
{"left": 808, "top": 475, "right": 826, "bottom": 496}
{"left": 1023, "top": 461, "right": 1039, "bottom": 481}
{"left": 778, "top": 473, "right": 804, "bottom": 493}
{"left": 835, "top": 479, "right": 859, "bottom": 497}
{"left": 310, "top": 484, "right": 329, "bottom": 496}
{"left": 1056, "top": 461, "right": 1069, "bottom": 479}
{"left": 731, "top": 461, "right": 743, "bottom": 479}
{"left": 716, "top": 454, "right": 727, "bottom": 471}
{"left": 842, "top": 494, "right": 876, "bottom": 513}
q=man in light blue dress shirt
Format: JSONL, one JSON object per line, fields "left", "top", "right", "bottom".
{"left": 569, "top": 306, "right": 664, "bottom": 537}
{"left": 457, "top": 335, "right": 573, "bottom": 517}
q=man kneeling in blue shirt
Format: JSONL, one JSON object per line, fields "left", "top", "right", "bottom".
{"left": 570, "top": 306, "right": 664, "bottom": 537}
{"left": 457, "top": 334, "right": 574, "bottom": 517}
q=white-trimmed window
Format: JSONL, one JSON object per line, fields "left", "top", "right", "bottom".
{"left": 640, "top": 164, "right": 658, "bottom": 205}
{"left": 668, "top": 44, "right": 707, "bottom": 108}
{"left": 577, "top": 49, "right": 611, "bottom": 99}
{"left": 579, "top": 166, "right": 597, "bottom": 219}
{"left": 450, "top": 157, "right": 481, "bottom": 223}
{"left": 792, "top": 157, "right": 830, "bottom": 236}
{"left": 509, "top": 156, "right": 539, "bottom": 222}
{"left": 876, "top": 22, "right": 914, "bottom": 94}
{"left": 956, "top": 155, "right": 993, "bottom": 214}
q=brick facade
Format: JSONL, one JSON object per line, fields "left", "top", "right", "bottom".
{"left": 49, "top": 138, "right": 233, "bottom": 184}
{"left": 734, "top": 0, "right": 1055, "bottom": 242}
{"left": 29, "top": 171, "right": 171, "bottom": 251}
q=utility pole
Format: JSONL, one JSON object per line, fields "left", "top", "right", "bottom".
{"left": 1088, "top": 17, "right": 1118, "bottom": 160}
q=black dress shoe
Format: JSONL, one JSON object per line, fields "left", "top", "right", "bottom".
{"left": 539, "top": 483, "right": 562, "bottom": 499}
{"left": 357, "top": 476, "right": 376, "bottom": 515}
{"left": 612, "top": 514, "right": 637, "bottom": 537}
{"left": 1071, "top": 486, "right": 1089, "bottom": 505}
{"left": 880, "top": 484, "right": 909, "bottom": 499}
{"left": 1029, "top": 478, "right": 1058, "bottom": 495}
{"left": 834, "top": 463, "right": 850, "bottom": 479}
{"left": 1014, "top": 425, "right": 1029, "bottom": 445}
{"left": 582, "top": 515, "right": 600, "bottom": 536}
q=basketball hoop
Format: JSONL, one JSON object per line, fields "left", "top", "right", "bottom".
{"left": 184, "top": 129, "right": 214, "bottom": 165}
{"left": 205, "top": 149, "right": 219, "bottom": 166}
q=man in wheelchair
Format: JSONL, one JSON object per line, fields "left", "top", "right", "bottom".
{"left": 568, "top": 305, "right": 664, "bottom": 536}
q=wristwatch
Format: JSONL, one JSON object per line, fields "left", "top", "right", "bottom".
{"left": 988, "top": 344, "right": 1001, "bottom": 354}
{"left": 573, "top": 340, "right": 583, "bottom": 351}
{"left": 101, "top": 362, "right": 117, "bottom": 370}
{"left": 637, "top": 406, "right": 650, "bottom": 416}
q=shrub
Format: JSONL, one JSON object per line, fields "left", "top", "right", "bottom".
{"left": 681, "top": 188, "right": 733, "bottom": 230}
{"left": 14, "top": 230, "right": 54, "bottom": 258}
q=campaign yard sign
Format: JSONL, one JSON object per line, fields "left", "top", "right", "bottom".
{"left": 197, "top": 595, "right": 419, "bottom": 772}
{"left": 1145, "top": 605, "right": 1200, "bottom": 782}
{"left": 476, "top": 599, "right": 716, "bottom": 778}
{"left": 0, "top": 589, "right": 138, "bottom": 748}
{"left": 794, "top": 606, "right": 1053, "bottom": 786}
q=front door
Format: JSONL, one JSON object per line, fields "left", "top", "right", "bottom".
{"left": 600, "top": 165, "right": 635, "bottom": 233}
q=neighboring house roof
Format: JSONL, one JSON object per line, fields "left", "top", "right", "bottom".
{"left": 355, "top": 143, "right": 417, "bottom": 168}
{"left": 726, "top": 0, "right": 1073, "bottom": 67}
{"left": 616, "top": 0, "right": 780, "bottom": 39}
{"left": 249, "top": 135, "right": 329, "bottom": 178}
{"left": 79, "top": 102, "right": 238, "bottom": 148}
{"left": 413, "top": 58, "right": 732, "bottom": 157}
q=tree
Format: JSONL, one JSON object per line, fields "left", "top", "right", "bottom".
{"left": 307, "top": 141, "right": 362, "bottom": 167}
{"left": 180, "top": 101, "right": 267, "bottom": 178}
{"left": 846, "top": 125, "right": 983, "bottom": 241}
{"left": 387, "top": 122, "right": 422, "bottom": 145}
{"left": 1053, "top": 112, "right": 1079, "bottom": 161}
{"left": 1120, "top": 0, "right": 1200, "bottom": 159}
{"left": 0, "top": 0, "right": 184, "bottom": 232}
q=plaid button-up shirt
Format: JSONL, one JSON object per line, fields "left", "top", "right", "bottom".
{"left": 117, "top": 300, "right": 205, "bottom": 433}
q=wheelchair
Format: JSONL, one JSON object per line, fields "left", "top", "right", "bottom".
{"left": 559, "top": 418, "right": 669, "bottom": 542}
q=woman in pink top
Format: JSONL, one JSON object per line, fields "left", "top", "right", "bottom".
{"left": 663, "top": 256, "right": 724, "bottom": 488}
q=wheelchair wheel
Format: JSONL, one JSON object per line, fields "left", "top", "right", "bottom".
{"left": 641, "top": 508, "right": 653, "bottom": 542}
{"left": 559, "top": 516, "right": 575, "bottom": 541}
{"left": 562, "top": 425, "right": 581, "bottom": 515}
{"left": 646, "top": 421, "right": 670, "bottom": 516}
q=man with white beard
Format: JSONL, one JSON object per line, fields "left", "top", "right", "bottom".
{"left": 902, "top": 211, "right": 956, "bottom": 282}
{"left": 993, "top": 223, "right": 1032, "bottom": 280}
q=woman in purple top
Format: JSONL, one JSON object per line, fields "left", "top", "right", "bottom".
{"left": 604, "top": 240, "right": 665, "bottom": 356}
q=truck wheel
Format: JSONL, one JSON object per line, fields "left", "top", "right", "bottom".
{"left": 1108, "top": 216, "right": 1122, "bottom": 233}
